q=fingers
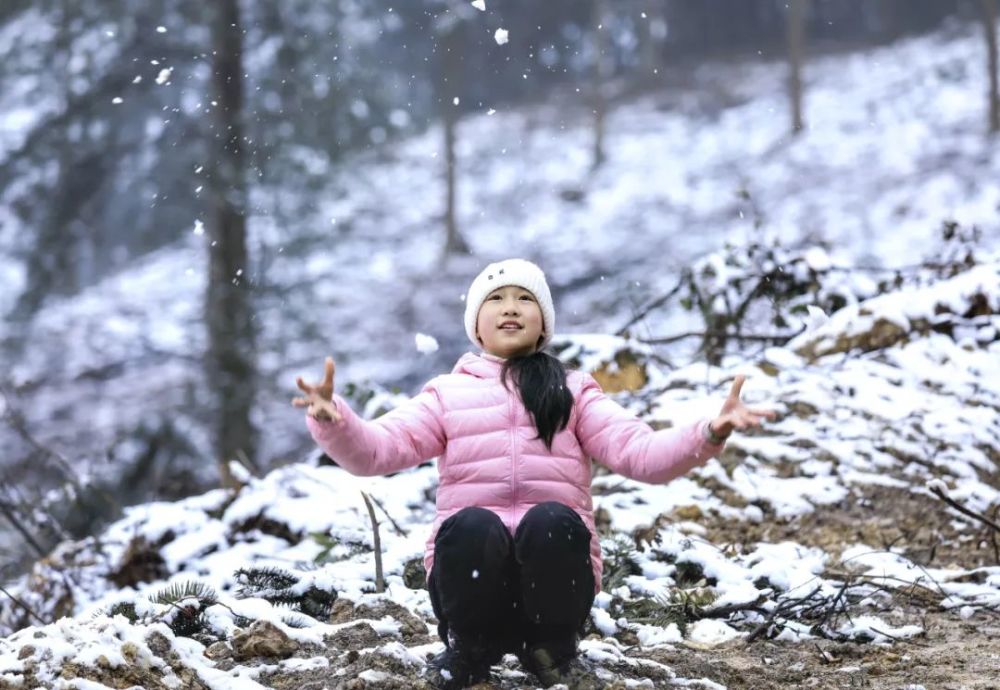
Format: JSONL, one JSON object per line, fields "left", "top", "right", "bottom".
{"left": 324, "top": 357, "right": 335, "bottom": 387}
{"left": 746, "top": 407, "right": 779, "bottom": 420}
{"left": 718, "top": 406, "right": 776, "bottom": 434}
{"left": 321, "top": 401, "right": 342, "bottom": 422}
{"left": 303, "top": 398, "right": 342, "bottom": 422}
{"left": 731, "top": 411, "right": 769, "bottom": 430}
{"left": 296, "top": 376, "right": 314, "bottom": 394}
{"left": 727, "top": 374, "right": 745, "bottom": 400}
{"left": 291, "top": 392, "right": 342, "bottom": 422}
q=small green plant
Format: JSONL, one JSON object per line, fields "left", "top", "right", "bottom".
{"left": 309, "top": 530, "right": 369, "bottom": 565}
{"left": 98, "top": 580, "right": 222, "bottom": 641}
{"left": 621, "top": 586, "right": 719, "bottom": 636}
{"left": 234, "top": 566, "right": 337, "bottom": 620}
{"left": 601, "top": 534, "right": 642, "bottom": 591}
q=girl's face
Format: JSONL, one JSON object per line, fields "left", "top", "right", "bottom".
{"left": 475, "top": 285, "right": 545, "bottom": 358}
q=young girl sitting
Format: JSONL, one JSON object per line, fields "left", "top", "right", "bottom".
{"left": 293, "top": 258, "right": 774, "bottom": 689}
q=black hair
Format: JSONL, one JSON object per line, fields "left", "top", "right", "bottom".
{"left": 500, "top": 350, "right": 574, "bottom": 450}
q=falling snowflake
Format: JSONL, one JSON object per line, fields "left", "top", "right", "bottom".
{"left": 155, "top": 68, "right": 172, "bottom": 85}
{"left": 471, "top": 0, "right": 486, "bottom": 10}
{"left": 494, "top": 28, "right": 508, "bottom": 45}
{"left": 415, "top": 333, "right": 439, "bottom": 354}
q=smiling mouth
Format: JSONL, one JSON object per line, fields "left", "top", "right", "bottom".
{"left": 499, "top": 324, "right": 522, "bottom": 331}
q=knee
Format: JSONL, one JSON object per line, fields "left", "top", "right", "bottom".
{"left": 521, "top": 501, "right": 583, "bottom": 528}
{"left": 436, "top": 506, "right": 506, "bottom": 546}
{"left": 516, "top": 502, "right": 589, "bottom": 542}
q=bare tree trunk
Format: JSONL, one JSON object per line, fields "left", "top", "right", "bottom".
{"left": 876, "top": 0, "right": 904, "bottom": 41}
{"left": 442, "top": 96, "right": 469, "bottom": 258}
{"left": 636, "top": 0, "right": 664, "bottom": 87}
{"left": 440, "top": 20, "right": 470, "bottom": 261}
{"left": 788, "top": 0, "right": 806, "bottom": 136}
{"left": 592, "top": 0, "right": 611, "bottom": 169}
{"left": 207, "top": 0, "right": 256, "bottom": 488}
{"left": 9, "top": 3, "right": 79, "bottom": 331}
{"left": 982, "top": 0, "right": 1000, "bottom": 134}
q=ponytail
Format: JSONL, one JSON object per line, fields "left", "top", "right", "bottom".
{"left": 500, "top": 351, "right": 573, "bottom": 450}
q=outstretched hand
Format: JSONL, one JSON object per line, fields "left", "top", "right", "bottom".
{"left": 292, "top": 356, "right": 342, "bottom": 422}
{"left": 709, "top": 375, "right": 776, "bottom": 440}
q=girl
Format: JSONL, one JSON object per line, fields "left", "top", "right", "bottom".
{"left": 292, "top": 258, "right": 774, "bottom": 689}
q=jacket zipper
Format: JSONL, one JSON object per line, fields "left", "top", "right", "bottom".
{"left": 509, "top": 389, "right": 518, "bottom": 529}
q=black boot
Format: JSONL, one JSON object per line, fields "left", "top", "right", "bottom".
{"left": 519, "top": 635, "right": 600, "bottom": 690}
{"left": 426, "top": 631, "right": 502, "bottom": 690}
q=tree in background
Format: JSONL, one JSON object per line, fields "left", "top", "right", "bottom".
{"left": 636, "top": 0, "right": 666, "bottom": 87}
{"left": 435, "top": 2, "right": 474, "bottom": 261}
{"left": 591, "top": 0, "right": 612, "bottom": 169}
{"left": 206, "top": 0, "right": 257, "bottom": 487}
{"left": 787, "top": 0, "right": 807, "bottom": 136}
{"left": 981, "top": 0, "right": 1000, "bottom": 134}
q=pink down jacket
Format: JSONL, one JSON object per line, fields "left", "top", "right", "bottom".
{"left": 306, "top": 351, "right": 726, "bottom": 594}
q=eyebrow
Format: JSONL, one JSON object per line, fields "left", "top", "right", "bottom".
{"left": 488, "top": 287, "right": 532, "bottom": 297}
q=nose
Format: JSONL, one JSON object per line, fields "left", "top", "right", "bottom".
{"left": 500, "top": 298, "right": 520, "bottom": 315}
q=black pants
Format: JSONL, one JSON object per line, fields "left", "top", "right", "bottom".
{"left": 428, "top": 501, "right": 596, "bottom": 654}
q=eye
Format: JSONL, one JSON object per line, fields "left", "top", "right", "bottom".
{"left": 519, "top": 295, "right": 534, "bottom": 301}
{"left": 488, "top": 294, "right": 502, "bottom": 300}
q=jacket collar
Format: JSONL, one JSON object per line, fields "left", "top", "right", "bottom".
{"left": 452, "top": 351, "right": 505, "bottom": 379}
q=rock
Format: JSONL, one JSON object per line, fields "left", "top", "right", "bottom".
{"left": 231, "top": 620, "right": 299, "bottom": 661}
{"left": 353, "top": 600, "right": 429, "bottom": 638}
{"left": 204, "top": 641, "right": 232, "bottom": 660}
{"left": 402, "top": 558, "right": 426, "bottom": 590}
{"left": 121, "top": 641, "right": 139, "bottom": 663}
{"left": 591, "top": 350, "right": 648, "bottom": 394}
{"left": 329, "top": 598, "right": 356, "bottom": 623}
{"left": 146, "top": 630, "right": 172, "bottom": 657}
{"left": 109, "top": 535, "right": 170, "bottom": 589}
{"left": 674, "top": 505, "right": 703, "bottom": 521}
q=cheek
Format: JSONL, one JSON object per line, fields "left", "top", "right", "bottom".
{"left": 475, "top": 305, "right": 493, "bottom": 332}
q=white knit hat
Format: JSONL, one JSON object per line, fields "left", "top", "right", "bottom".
{"left": 464, "top": 258, "right": 555, "bottom": 350}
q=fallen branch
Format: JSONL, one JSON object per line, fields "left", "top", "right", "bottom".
{"left": 928, "top": 483, "right": 1000, "bottom": 534}
{"left": 745, "top": 585, "right": 824, "bottom": 643}
{"left": 0, "top": 485, "right": 46, "bottom": 557}
{"left": 368, "top": 493, "right": 408, "bottom": 538}
{"left": 0, "top": 584, "right": 47, "bottom": 627}
{"left": 638, "top": 331, "right": 797, "bottom": 346}
{"left": 698, "top": 594, "right": 768, "bottom": 620}
{"left": 360, "top": 491, "right": 385, "bottom": 593}
{"left": 616, "top": 276, "right": 686, "bottom": 336}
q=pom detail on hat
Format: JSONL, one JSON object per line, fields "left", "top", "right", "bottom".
{"left": 464, "top": 259, "right": 555, "bottom": 351}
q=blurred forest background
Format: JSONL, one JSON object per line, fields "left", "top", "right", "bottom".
{"left": 1, "top": 0, "right": 998, "bottom": 583}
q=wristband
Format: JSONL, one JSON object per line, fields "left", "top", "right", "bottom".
{"left": 704, "top": 421, "right": 730, "bottom": 445}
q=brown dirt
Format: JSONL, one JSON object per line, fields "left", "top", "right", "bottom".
{"left": 700, "top": 483, "right": 999, "bottom": 570}
{"left": 643, "top": 612, "right": 1000, "bottom": 690}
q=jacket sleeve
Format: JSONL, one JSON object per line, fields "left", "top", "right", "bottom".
{"left": 574, "top": 373, "right": 725, "bottom": 484}
{"left": 305, "top": 379, "right": 447, "bottom": 477}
